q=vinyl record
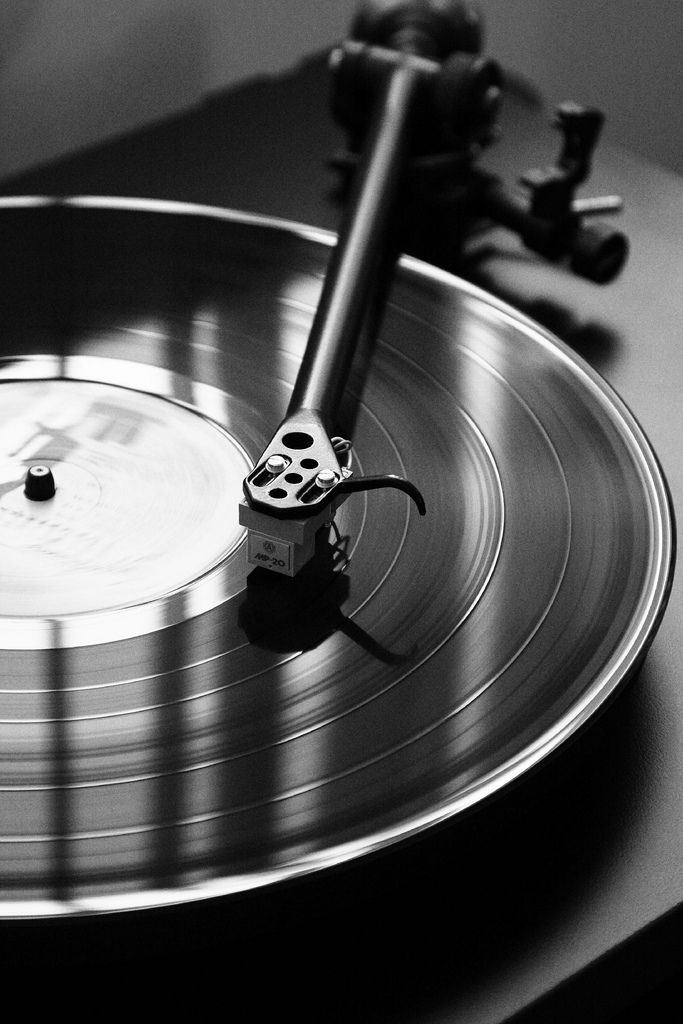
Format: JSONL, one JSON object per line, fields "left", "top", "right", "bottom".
{"left": 0, "top": 197, "right": 673, "bottom": 917}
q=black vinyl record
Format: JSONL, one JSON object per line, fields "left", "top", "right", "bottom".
{"left": 0, "top": 197, "right": 673, "bottom": 917}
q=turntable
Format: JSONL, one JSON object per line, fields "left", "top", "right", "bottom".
{"left": 0, "top": 3, "right": 681, "bottom": 1020}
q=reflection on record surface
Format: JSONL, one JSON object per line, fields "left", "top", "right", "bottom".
{"left": 0, "top": 199, "right": 673, "bottom": 916}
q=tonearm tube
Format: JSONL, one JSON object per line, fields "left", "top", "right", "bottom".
{"left": 240, "top": 0, "right": 628, "bottom": 576}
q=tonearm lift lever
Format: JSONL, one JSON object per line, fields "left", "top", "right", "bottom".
{"left": 240, "top": 0, "right": 627, "bottom": 576}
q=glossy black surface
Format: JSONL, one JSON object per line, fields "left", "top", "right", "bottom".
{"left": 0, "top": 198, "right": 669, "bottom": 917}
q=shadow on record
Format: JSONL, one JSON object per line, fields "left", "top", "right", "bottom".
{"left": 240, "top": 525, "right": 413, "bottom": 664}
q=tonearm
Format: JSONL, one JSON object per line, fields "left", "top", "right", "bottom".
{"left": 239, "top": 0, "right": 627, "bottom": 576}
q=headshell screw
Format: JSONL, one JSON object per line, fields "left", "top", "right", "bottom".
{"left": 316, "top": 469, "right": 338, "bottom": 491}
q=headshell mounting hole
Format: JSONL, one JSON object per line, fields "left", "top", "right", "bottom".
{"left": 282, "top": 431, "right": 314, "bottom": 449}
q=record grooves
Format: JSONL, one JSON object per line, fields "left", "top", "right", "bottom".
{"left": 0, "top": 198, "right": 673, "bottom": 918}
